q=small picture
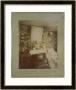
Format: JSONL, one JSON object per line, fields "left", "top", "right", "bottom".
{"left": 19, "top": 21, "right": 57, "bottom": 69}
{"left": 2, "top": 1, "right": 75, "bottom": 88}
{"left": 11, "top": 12, "right": 64, "bottom": 77}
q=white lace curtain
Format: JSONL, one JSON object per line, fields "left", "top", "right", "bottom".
{"left": 31, "top": 26, "right": 44, "bottom": 50}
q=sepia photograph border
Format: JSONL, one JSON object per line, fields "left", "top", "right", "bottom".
{"left": 11, "top": 12, "right": 64, "bottom": 77}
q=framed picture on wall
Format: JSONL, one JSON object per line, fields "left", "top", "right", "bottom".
{"left": 1, "top": 1, "right": 75, "bottom": 89}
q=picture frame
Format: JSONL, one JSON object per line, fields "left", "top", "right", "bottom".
{"left": 1, "top": 1, "right": 75, "bottom": 89}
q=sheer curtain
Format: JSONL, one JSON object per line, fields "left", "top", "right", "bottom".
{"left": 31, "top": 26, "right": 44, "bottom": 50}
{"left": 31, "top": 26, "right": 43, "bottom": 43}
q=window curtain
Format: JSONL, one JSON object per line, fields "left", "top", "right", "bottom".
{"left": 31, "top": 26, "right": 43, "bottom": 50}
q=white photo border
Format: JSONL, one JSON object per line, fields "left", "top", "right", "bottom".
{"left": 5, "top": 4, "right": 72, "bottom": 86}
{"left": 1, "top": 1, "right": 75, "bottom": 89}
